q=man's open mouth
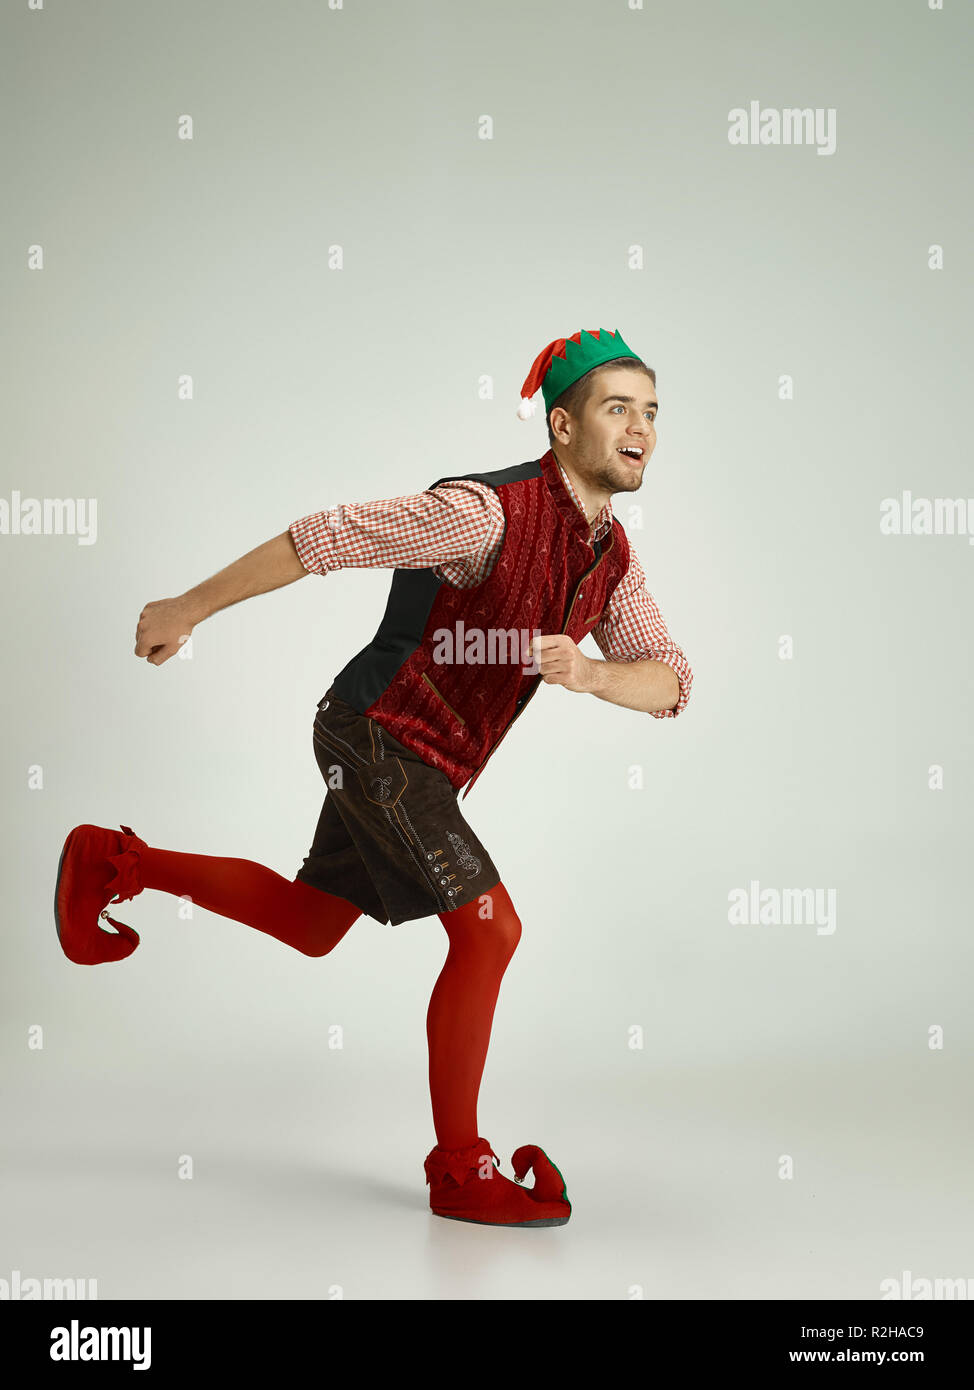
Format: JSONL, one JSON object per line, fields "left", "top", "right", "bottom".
{"left": 617, "top": 446, "right": 644, "bottom": 460}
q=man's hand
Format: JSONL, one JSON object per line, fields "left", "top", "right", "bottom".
{"left": 532, "top": 634, "right": 600, "bottom": 694}
{"left": 132, "top": 531, "right": 311, "bottom": 668}
{"left": 134, "top": 597, "right": 198, "bottom": 666}
{"left": 532, "top": 634, "right": 682, "bottom": 714}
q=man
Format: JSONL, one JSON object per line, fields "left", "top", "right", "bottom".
{"left": 54, "top": 328, "right": 693, "bottom": 1229}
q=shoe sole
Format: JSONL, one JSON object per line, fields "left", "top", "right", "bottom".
{"left": 53, "top": 828, "right": 76, "bottom": 953}
{"left": 431, "top": 1210, "right": 570, "bottom": 1228}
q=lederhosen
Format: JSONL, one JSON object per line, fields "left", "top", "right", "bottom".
{"left": 294, "top": 690, "right": 502, "bottom": 925}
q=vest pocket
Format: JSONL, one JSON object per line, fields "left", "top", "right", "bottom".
{"left": 421, "top": 671, "right": 467, "bottom": 726}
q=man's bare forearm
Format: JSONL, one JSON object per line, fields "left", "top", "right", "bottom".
{"left": 182, "top": 530, "right": 309, "bottom": 624}
{"left": 585, "top": 656, "right": 680, "bottom": 714}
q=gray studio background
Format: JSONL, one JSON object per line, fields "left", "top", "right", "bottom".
{"left": 2, "top": 0, "right": 972, "bottom": 1301}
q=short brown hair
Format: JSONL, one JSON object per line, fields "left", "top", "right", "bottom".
{"left": 546, "top": 357, "right": 656, "bottom": 447}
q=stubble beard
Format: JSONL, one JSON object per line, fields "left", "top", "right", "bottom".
{"left": 564, "top": 435, "right": 647, "bottom": 497}
{"left": 588, "top": 444, "right": 646, "bottom": 497}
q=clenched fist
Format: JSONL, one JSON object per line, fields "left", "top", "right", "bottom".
{"left": 135, "top": 597, "right": 197, "bottom": 666}
{"left": 533, "top": 633, "right": 599, "bottom": 694}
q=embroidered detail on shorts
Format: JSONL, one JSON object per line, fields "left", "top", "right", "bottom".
{"left": 369, "top": 773, "right": 393, "bottom": 802}
{"left": 446, "top": 830, "right": 482, "bottom": 879}
{"left": 356, "top": 756, "right": 408, "bottom": 808}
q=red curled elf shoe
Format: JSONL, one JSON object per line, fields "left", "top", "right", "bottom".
{"left": 424, "top": 1137, "right": 572, "bottom": 1227}
{"left": 54, "top": 824, "right": 148, "bottom": 965}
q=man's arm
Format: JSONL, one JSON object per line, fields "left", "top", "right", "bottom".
{"left": 534, "top": 639, "right": 682, "bottom": 714}
{"left": 588, "top": 547, "right": 693, "bottom": 717}
{"left": 287, "top": 480, "right": 500, "bottom": 576}
{"left": 534, "top": 547, "right": 692, "bottom": 716}
{"left": 182, "top": 530, "right": 309, "bottom": 622}
{"left": 134, "top": 531, "right": 307, "bottom": 665}
{"left": 585, "top": 655, "right": 681, "bottom": 714}
{"left": 135, "top": 480, "right": 502, "bottom": 667}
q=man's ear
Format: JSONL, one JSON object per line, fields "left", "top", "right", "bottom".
{"left": 549, "top": 408, "right": 571, "bottom": 446}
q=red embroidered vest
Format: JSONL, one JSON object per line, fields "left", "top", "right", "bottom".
{"left": 327, "top": 449, "right": 631, "bottom": 797}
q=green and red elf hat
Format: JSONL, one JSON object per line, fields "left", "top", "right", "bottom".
{"left": 516, "top": 327, "right": 642, "bottom": 420}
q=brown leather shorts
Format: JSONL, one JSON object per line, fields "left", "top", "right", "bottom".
{"left": 294, "top": 689, "right": 502, "bottom": 926}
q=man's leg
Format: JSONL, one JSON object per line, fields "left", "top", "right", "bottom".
{"left": 425, "top": 882, "right": 522, "bottom": 1149}
{"left": 138, "top": 846, "right": 363, "bottom": 956}
{"left": 55, "top": 821, "right": 364, "bottom": 966}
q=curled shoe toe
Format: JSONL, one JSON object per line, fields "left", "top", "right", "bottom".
{"left": 424, "top": 1136, "right": 571, "bottom": 1227}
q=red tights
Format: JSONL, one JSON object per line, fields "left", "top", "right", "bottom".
{"left": 138, "top": 847, "right": 520, "bottom": 1151}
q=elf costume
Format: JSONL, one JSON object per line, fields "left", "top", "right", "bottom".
{"left": 54, "top": 329, "right": 686, "bottom": 1229}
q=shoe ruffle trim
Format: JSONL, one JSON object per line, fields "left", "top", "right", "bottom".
{"left": 424, "top": 1137, "right": 500, "bottom": 1189}
{"left": 102, "top": 824, "right": 148, "bottom": 914}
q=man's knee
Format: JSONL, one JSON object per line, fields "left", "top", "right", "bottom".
{"left": 458, "top": 895, "right": 519, "bottom": 961}
{"left": 445, "top": 888, "right": 521, "bottom": 961}
{"left": 486, "top": 885, "right": 521, "bottom": 957}
{"left": 489, "top": 905, "right": 522, "bottom": 962}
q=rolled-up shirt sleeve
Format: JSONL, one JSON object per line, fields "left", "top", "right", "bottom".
{"left": 590, "top": 548, "right": 693, "bottom": 718}
{"left": 288, "top": 479, "right": 501, "bottom": 576}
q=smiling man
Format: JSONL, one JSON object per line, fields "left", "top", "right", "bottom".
{"left": 54, "top": 327, "right": 693, "bottom": 1230}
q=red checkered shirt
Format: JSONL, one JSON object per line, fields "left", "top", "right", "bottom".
{"left": 289, "top": 465, "right": 692, "bottom": 717}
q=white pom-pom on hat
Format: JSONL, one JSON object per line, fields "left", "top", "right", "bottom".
{"left": 516, "top": 395, "right": 537, "bottom": 420}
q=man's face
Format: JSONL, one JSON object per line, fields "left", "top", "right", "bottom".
{"left": 553, "top": 365, "right": 658, "bottom": 496}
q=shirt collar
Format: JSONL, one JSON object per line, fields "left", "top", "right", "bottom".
{"left": 557, "top": 463, "right": 613, "bottom": 543}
